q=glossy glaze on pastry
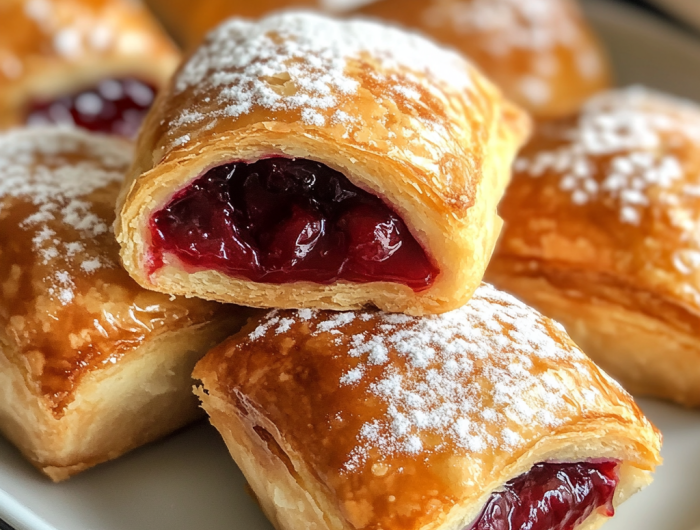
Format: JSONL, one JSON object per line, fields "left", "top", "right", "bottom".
{"left": 356, "top": 0, "right": 611, "bottom": 118}
{"left": 116, "top": 11, "right": 530, "bottom": 315}
{"left": 194, "top": 284, "right": 661, "bottom": 530}
{"left": 0, "top": 127, "right": 247, "bottom": 481}
{"left": 487, "top": 86, "right": 700, "bottom": 407}
{"left": 0, "top": 0, "right": 180, "bottom": 136}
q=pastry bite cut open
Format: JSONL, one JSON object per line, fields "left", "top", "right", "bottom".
{"left": 0, "top": 128, "right": 248, "bottom": 482}
{"left": 194, "top": 283, "right": 661, "bottom": 530}
{"left": 0, "top": 0, "right": 180, "bottom": 137}
{"left": 356, "top": 0, "right": 612, "bottom": 119}
{"left": 116, "top": 12, "right": 531, "bottom": 316}
{"left": 488, "top": 87, "right": 700, "bottom": 407}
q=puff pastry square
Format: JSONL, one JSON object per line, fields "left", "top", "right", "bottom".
{"left": 116, "top": 11, "right": 530, "bottom": 316}
{"left": 194, "top": 283, "right": 660, "bottom": 530}
{"left": 0, "top": 127, "right": 249, "bottom": 482}
{"left": 488, "top": 87, "right": 700, "bottom": 407}
{"left": 0, "top": 0, "right": 180, "bottom": 136}
{"left": 356, "top": 0, "right": 612, "bottom": 119}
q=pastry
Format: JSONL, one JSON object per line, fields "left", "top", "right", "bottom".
{"left": 115, "top": 12, "right": 530, "bottom": 316}
{"left": 143, "top": 0, "right": 376, "bottom": 49}
{"left": 487, "top": 86, "right": 700, "bottom": 407}
{"left": 0, "top": 127, "right": 249, "bottom": 482}
{"left": 0, "top": 0, "right": 180, "bottom": 137}
{"left": 356, "top": 0, "right": 612, "bottom": 119}
{"left": 194, "top": 283, "right": 661, "bottom": 530}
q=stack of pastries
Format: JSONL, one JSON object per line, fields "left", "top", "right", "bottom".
{"left": 5, "top": 0, "right": 695, "bottom": 529}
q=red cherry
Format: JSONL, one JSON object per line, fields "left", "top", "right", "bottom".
{"left": 26, "top": 78, "right": 156, "bottom": 138}
{"left": 149, "top": 158, "right": 438, "bottom": 290}
{"left": 468, "top": 461, "right": 619, "bottom": 530}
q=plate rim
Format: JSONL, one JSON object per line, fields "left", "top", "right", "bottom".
{"left": 0, "top": 488, "right": 56, "bottom": 530}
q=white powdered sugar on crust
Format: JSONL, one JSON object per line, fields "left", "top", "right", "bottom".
{"left": 0, "top": 127, "right": 132, "bottom": 305}
{"left": 248, "top": 284, "right": 621, "bottom": 472}
{"left": 169, "top": 11, "right": 473, "bottom": 149}
{"left": 423, "top": 0, "right": 576, "bottom": 53}
{"left": 515, "top": 87, "right": 700, "bottom": 226}
{"left": 420, "top": 0, "right": 602, "bottom": 105}
{"left": 3, "top": 0, "right": 115, "bottom": 79}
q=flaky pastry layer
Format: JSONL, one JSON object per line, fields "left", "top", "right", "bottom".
{"left": 194, "top": 284, "right": 661, "bottom": 530}
{"left": 0, "top": 0, "right": 180, "bottom": 128}
{"left": 0, "top": 319, "right": 242, "bottom": 481}
{"left": 488, "top": 87, "right": 700, "bottom": 406}
{"left": 0, "top": 128, "right": 249, "bottom": 480}
{"left": 116, "top": 11, "right": 530, "bottom": 315}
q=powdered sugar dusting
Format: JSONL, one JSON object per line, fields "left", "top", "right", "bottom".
{"left": 247, "top": 284, "right": 621, "bottom": 472}
{"left": 516, "top": 87, "right": 700, "bottom": 226}
{"left": 420, "top": 0, "right": 602, "bottom": 105}
{"left": 3, "top": 0, "right": 117, "bottom": 78}
{"left": 168, "top": 11, "right": 473, "bottom": 150}
{"left": 0, "top": 127, "right": 132, "bottom": 305}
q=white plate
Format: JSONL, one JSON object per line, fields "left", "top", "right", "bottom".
{"left": 3, "top": 1, "right": 700, "bottom": 529}
{"left": 647, "top": 0, "right": 700, "bottom": 32}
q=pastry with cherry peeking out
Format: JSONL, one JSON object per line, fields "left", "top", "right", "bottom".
{"left": 115, "top": 12, "right": 530, "bottom": 316}
{"left": 0, "top": 127, "right": 250, "bottom": 482}
{"left": 355, "top": 0, "right": 611, "bottom": 119}
{"left": 0, "top": 0, "right": 180, "bottom": 138}
{"left": 487, "top": 86, "right": 700, "bottom": 407}
{"left": 193, "top": 283, "right": 661, "bottom": 530}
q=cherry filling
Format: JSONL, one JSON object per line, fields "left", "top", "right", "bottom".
{"left": 26, "top": 78, "right": 156, "bottom": 138}
{"left": 467, "top": 461, "right": 619, "bottom": 530}
{"left": 149, "top": 158, "right": 438, "bottom": 289}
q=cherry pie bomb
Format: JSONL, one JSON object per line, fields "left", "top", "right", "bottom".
{"left": 116, "top": 12, "right": 531, "bottom": 315}
{"left": 193, "top": 285, "right": 661, "bottom": 530}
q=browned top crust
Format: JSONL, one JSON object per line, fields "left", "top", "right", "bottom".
{"left": 0, "top": 0, "right": 180, "bottom": 127}
{"left": 490, "top": 87, "right": 700, "bottom": 332}
{"left": 129, "top": 11, "right": 522, "bottom": 216}
{"left": 115, "top": 11, "right": 530, "bottom": 315}
{"left": 0, "top": 127, "right": 224, "bottom": 414}
{"left": 195, "top": 284, "right": 660, "bottom": 530}
{"left": 357, "top": 0, "right": 611, "bottom": 118}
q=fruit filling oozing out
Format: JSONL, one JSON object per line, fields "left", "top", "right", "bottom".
{"left": 467, "top": 461, "right": 619, "bottom": 530}
{"left": 149, "top": 158, "right": 438, "bottom": 289}
{"left": 26, "top": 78, "right": 156, "bottom": 138}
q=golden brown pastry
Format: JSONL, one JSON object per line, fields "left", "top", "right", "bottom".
{"left": 487, "top": 86, "right": 700, "bottom": 407}
{"left": 0, "top": 127, "right": 249, "bottom": 482}
{"left": 356, "top": 0, "right": 612, "bottom": 119}
{"left": 0, "top": 0, "right": 180, "bottom": 137}
{"left": 194, "top": 283, "right": 661, "bottom": 530}
{"left": 116, "top": 12, "right": 530, "bottom": 316}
